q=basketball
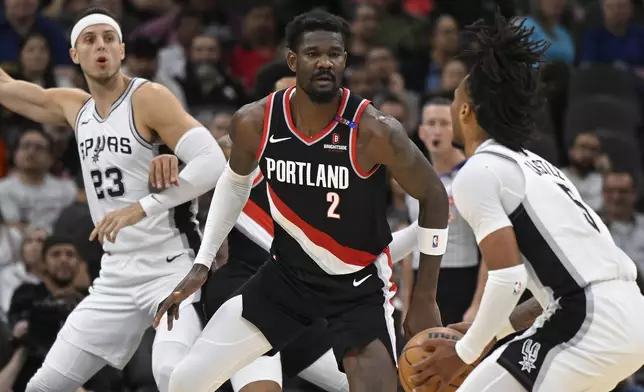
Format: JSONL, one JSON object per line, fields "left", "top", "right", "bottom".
{"left": 398, "top": 327, "right": 475, "bottom": 392}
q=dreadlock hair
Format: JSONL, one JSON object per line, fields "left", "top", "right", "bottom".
{"left": 461, "top": 10, "right": 550, "bottom": 151}
{"left": 285, "top": 10, "right": 350, "bottom": 52}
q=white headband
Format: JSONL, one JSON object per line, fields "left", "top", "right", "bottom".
{"left": 70, "top": 14, "right": 122, "bottom": 48}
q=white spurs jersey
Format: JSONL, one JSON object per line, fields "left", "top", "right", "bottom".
{"left": 470, "top": 141, "right": 637, "bottom": 301}
{"left": 75, "top": 77, "right": 200, "bottom": 257}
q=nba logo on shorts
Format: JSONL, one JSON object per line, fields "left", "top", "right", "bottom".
{"left": 432, "top": 235, "right": 439, "bottom": 248}
{"left": 332, "top": 133, "right": 340, "bottom": 144}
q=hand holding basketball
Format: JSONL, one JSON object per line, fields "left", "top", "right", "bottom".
{"left": 399, "top": 327, "right": 474, "bottom": 392}
{"left": 410, "top": 338, "right": 469, "bottom": 392}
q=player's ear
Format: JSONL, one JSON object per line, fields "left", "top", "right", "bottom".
{"left": 286, "top": 50, "right": 297, "bottom": 73}
{"left": 120, "top": 42, "right": 125, "bottom": 60}
{"left": 459, "top": 103, "right": 472, "bottom": 123}
{"left": 69, "top": 48, "right": 80, "bottom": 65}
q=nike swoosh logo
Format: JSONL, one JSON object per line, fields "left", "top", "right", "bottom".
{"left": 166, "top": 253, "right": 183, "bottom": 263}
{"left": 353, "top": 274, "right": 372, "bottom": 287}
{"left": 81, "top": 119, "right": 91, "bottom": 125}
{"left": 269, "top": 135, "right": 291, "bottom": 143}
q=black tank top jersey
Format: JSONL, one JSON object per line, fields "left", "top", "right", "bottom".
{"left": 257, "top": 86, "right": 392, "bottom": 275}
{"left": 227, "top": 172, "right": 272, "bottom": 269}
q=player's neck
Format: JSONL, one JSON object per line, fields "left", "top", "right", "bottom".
{"left": 291, "top": 87, "right": 341, "bottom": 138}
{"left": 88, "top": 73, "right": 130, "bottom": 119}
{"left": 16, "top": 170, "right": 46, "bottom": 185}
{"left": 429, "top": 148, "right": 465, "bottom": 175}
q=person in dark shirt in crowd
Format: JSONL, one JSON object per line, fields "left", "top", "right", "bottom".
{"left": 581, "top": 0, "right": 644, "bottom": 69}
{"left": 53, "top": 173, "right": 103, "bottom": 281}
{"left": 7, "top": 235, "right": 106, "bottom": 392}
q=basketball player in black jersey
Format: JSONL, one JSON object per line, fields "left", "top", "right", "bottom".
{"left": 154, "top": 11, "right": 450, "bottom": 392}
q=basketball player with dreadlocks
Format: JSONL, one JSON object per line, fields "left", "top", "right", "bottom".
{"left": 409, "top": 11, "right": 644, "bottom": 392}
{"left": 154, "top": 9, "right": 450, "bottom": 392}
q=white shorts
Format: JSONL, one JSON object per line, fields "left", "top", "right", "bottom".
{"left": 467, "top": 280, "right": 644, "bottom": 392}
{"left": 57, "top": 251, "right": 199, "bottom": 368}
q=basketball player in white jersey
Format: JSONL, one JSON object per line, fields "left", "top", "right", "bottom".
{"left": 409, "top": 12, "right": 644, "bottom": 392}
{"left": 0, "top": 7, "right": 226, "bottom": 392}
{"left": 149, "top": 137, "right": 419, "bottom": 392}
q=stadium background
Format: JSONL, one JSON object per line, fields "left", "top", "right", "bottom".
{"left": 1, "top": 0, "right": 644, "bottom": 391}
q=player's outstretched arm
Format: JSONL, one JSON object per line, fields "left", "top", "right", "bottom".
{"left": 153, "top": 100, "right": 265, "bottom": 330}
{"left": 0, "top": 66, "right": 88, "bottom": 126}
{"left": 359, "top": 105, "right": 449, "bottom": 337}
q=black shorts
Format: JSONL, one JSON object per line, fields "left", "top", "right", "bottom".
{"left": 239, "top": 254, "right": 397, "bottom": 371}
{"left": 202, "top": 258, "right": 332, "bottom": 376}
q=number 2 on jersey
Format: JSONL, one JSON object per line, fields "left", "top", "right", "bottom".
{"left": 91, "top": 167, "right": 125, "bottom": 199}
{"left": 326, "top": 192, "right": 341, "bottom": 219}
{"left": 557, "top": 183, "right": 600, "bottom": 233}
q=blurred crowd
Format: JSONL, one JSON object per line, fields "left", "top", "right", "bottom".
{"left": 2, "top": 0, "right": 644, "bottom": 391}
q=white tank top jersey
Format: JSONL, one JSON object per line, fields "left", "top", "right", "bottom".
{"left": 74, "top": 78, "right": 200, "bottom": 256}
{"left": 453, "top": 139, "right": 637, "bottom": 303}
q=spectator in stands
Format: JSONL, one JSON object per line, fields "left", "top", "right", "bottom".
{"left": 347, "top": 3, "right": 381, "bottom": 67}
{"left": 376, "top": 0, "right": 423, "bottom": 52}
{"left": 0, "top": 213, "right": 21, "bottom": 272}
{"left": 345, "top": 65, "right": 376, "bottom": 100}
{"left": 378, "top": 93, "right": 409, "bottom": 133}
{"left": 209, "top": 111, "right": 233, "bottom": 140}
{"left": 122, "top": 36, "right": 187, "bottom": 108}
{"left": 0, "top": 128, "right": 76, "bottom": 230}
{"left": 439, "top": 58, "right": 468, "bottom": 94}
{"left": 157, "top": 6, "right": 204, "bottom": 81}
{"left": 177, "top": 33, "right": 247, "bottom": 119}
{"left": 580, "top": 0, "right": 644, "bottom": 70}
{"left": 602, "top": 171, "right": 644, "bottom": 274}
{"left": 0, "top": 0, "right": 72, "bottom": 75}
{"left": 7, "top": 235, "right": 104, "bottom": 392}
{"left": 366, "top": 46, "right": 420, "bottom": 127}
{"left": 53, "top": 174, "right": 103, "bottom": 281}
{"left": 422, "top": 14, "right": 461, "bottom": 94}
{"left": 561, "top": 132, "right": 609, "bottom": 211}
{"left": 229, "top": 2, "right": 278, "bottom": 92}
{"left": 89, "top": 0, "right": 139, "bottom": 38}
{"left": 0, "top": 227, "right": 48, "bottom": 314}
{"left": 521, "top": 0, "right": 575, "bottom": 64}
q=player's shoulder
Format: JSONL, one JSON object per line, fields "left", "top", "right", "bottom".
{"left": 455, "top": 152, "right": 517, "bottom": 189}
{"left": 131, "top": 80, "right": 173, "bottom": 102}
{"left": 231, "top": 96, "right": 271, "bottom": 133}
{"left": 358, "top": 104, "right": 405, "bottom": 137}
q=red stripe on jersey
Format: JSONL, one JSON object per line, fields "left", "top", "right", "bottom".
{"left": 255, "top": 93, "right": 274, "bottom": 161}
{"left": 242, "top": 199, "right": 274, "bottom": 237}
{"left": 284, "top": 86, "right": 350, "bottom": 143}
{"left": 252, "top": 171, "right": 264, "bottom": 187}
{"left": 268, "top": 184, "right": 380, "bottom": 266}
{"left": 350, "top": 99, "right": 379, "bottom": 178}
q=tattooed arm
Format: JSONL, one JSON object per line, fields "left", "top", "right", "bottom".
{"left": 359, "top": 105, "right": 450, "bottom": 337}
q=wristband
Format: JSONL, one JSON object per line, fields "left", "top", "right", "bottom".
{"left": 418, "top": 227, "right": 448, "bottom": 255}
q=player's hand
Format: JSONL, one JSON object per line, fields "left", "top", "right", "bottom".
{"left": 409, "top": 338, "right": 468, "bottom": 392}
{"left": 403, "top": 299, "right": 442, "bottom": 341}
{"left": 153, "top": 264, "right": 209, "bottom": 330}
{"left": 149, "top": 154, "right": 179, "bottom": 190}
{"left": 90, "top": 202, "right": 146, "bottom": 244}
{"left": 447, "top": 321, "right": 472, "bottom": 335}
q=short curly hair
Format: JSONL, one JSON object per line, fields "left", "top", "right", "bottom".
{"left": 285, "top": 10, "right": 350, "bottom": 52}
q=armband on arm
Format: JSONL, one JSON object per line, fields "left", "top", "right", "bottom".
{"left": 417, "top": 226, "right": 449, "bottom": 256}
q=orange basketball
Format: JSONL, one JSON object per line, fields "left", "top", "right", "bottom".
{"left": 398, "top": 327, "right": 476, "bottom": 392}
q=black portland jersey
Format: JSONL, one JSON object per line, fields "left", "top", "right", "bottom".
{"left": 227, "top": 172, "right": 272, "bottom": 268}
{"left": 256, "top": 86, "right": 392, "bottom": 275}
